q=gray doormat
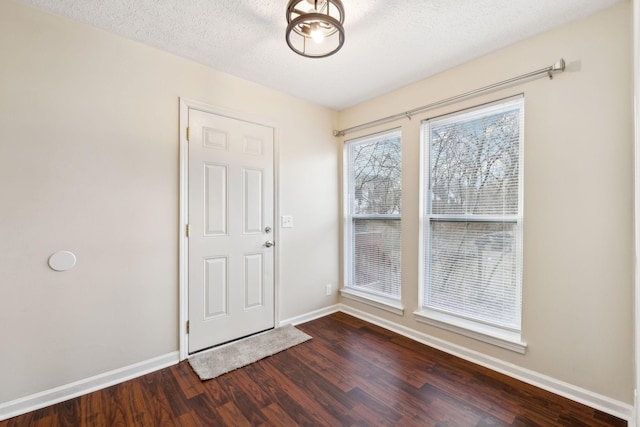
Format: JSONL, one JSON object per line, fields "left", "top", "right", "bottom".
{"left": 188, "top": 324, "right": 312, "bottom": 380}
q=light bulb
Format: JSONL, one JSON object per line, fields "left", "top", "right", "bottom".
{"left": 310, "top": 23, "right": 324, "bottom": 44}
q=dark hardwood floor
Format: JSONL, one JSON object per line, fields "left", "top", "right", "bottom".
{"left": 1, "top": 312, "right": 627, "bottom": 426}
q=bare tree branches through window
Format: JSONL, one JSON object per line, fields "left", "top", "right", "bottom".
{"left": 345, "top": 130, "right": 402, "bottom": 300}
{"left": 422, "top": 97, "right": 524, "bottom": 333}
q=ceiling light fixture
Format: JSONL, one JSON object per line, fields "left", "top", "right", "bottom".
{"left": 286, "top": 0, "right": 345, "bottom": 58}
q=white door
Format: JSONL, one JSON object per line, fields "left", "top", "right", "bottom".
{"left": 188, "top": 109, "right": 275, "bottom": 354}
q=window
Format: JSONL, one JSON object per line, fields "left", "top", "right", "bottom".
{"left": 343, "top": 129, "right": 402, "bottom": 311}
{"left": 418, "top": 96, "right": 525, "bottom": 351}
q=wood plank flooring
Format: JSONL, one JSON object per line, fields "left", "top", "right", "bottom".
{"left": 1, "top": 312, "right": 627, "bottom": 426}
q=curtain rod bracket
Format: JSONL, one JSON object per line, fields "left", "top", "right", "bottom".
{"left": 548, "top": 58, "right": 566, "bottom": 80}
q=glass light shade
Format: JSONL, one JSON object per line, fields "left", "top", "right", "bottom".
{"left": 286, "top": 0, "right": 345, "bottom": 58}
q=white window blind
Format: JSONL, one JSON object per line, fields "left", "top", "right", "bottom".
{"left": 422, "top": 96, "right": 523, "bottom": 333}
{"left": 345, "top": 129, "right": 401, "bottom": 300}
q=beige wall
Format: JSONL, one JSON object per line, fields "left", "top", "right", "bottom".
{"left": 339, "top": 3, "right": 634, "bottom": 403}
{"left": 0, "top": 0, "right": 339, "bottom": 403}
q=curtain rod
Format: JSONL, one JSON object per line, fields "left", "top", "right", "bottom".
{"left": 333, "top": 58, "right": 566, "bottom": 137}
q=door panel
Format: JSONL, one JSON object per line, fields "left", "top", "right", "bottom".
{"left": 203, "top": 256, "right": 227, "bottom": 319}
{"left": 243, "top": 253, "right": 264, "bottom": 309}
{"left": 244, "top": 168, "right": 263, "bottom": 233}
{"left": 204, "top": 163, "right": 228, "bottom": 236}
{"left": 188, "top": 109, "right": 274, "bottom": 353}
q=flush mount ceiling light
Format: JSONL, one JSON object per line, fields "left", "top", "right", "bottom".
{"left": 286, "top": 0, "right": 345, "bottom": 58}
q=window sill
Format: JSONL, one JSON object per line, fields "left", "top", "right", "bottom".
{"left": 340, "top": 288, "right": 404, "bottom": 316}
{"left": 413, "top": 309, "right": 527, "bottom": 354}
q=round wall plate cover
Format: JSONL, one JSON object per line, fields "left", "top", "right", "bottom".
{"left": 48, "top": 251, "right": 77, "bottom": 271}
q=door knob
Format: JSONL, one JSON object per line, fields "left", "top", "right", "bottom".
{"left": 264, "top": 240, "right": 275, "bottom": 248}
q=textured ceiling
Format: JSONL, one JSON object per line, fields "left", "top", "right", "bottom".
{"left": 17, "top": 0, "right": 624, "bottom": 110}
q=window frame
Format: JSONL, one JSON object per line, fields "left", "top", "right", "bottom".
{"left": 342, "top": 128, "right": 404, "bottom": 315}
{"left": 415, "top": 96, "right": 526, "bottom": 353}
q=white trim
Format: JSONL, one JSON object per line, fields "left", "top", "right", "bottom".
{"left": 273, "top": 125, "right": 282, "bottom": 332}
{"left": 278, "top": 304, "right": 341, "bottom": 326}
{"left": 419, "top": 96, "right": 525, "bottom": 343}
{"left": 0, "top": 352, "right": 179, "bottom": 422}
{"left": 634, "top": 0, "right": 640, "bottom": 424}
{"left": 1, "top": 305, "right": 633, "bottom": 423}
{"left": 414, "top": 309, "right": 527, "bottom": 354}
{"left": 342, "top": 129, "right": 403, "bottom": 303}
{"left": 178, "top": 97, "right": 279, "bottom": 360}
{"left": 340, "top": 288, "right": 404, "bottom": 315}
{"left": 338, "top": 304, "right": 634, "bottom": 423}
{"left": 179, "top": 98, "right": 189, "bottom": 361}
{"left": 178, "top": 97, "right": 278, "bottom": 129}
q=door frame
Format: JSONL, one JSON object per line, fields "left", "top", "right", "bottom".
{"left": 178, "top": 97, "right": 280, "bottom": 360}
{"left": 634, "top": 0, "right": 639, "bottom": 423}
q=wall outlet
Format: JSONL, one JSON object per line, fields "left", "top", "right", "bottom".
{"left": 325, "top": 283, "right": 332, "bottom": 296}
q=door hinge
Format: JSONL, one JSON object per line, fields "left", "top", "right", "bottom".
{"left": 186, "top": 320, "right": 190, "bottom": 334}
{"left": 186, "top": 224, "right": 191, "bottom": 237}
{"left": 186, "top": 127, "right": 190, "bottom": 142}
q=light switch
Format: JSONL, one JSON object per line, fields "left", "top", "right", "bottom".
{"left": 281, "top": 215, "right": 293, "bottom": 228}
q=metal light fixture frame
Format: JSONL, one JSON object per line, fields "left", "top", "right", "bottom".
{"left": 286, "top": 0, "right": 345, "bottom": 59}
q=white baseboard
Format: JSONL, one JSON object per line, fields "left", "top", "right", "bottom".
{"left": 338, "top": 304, "right": 634, "bottom": 424}
{"left": 0, "top": 352, "right": 179, "bottom": 422}
{"left": 1, "top": 307, "right": 634, "bottom": 424}
{"left": 278, "top": 304, "right": 340, "bottom": 326}
{"left": 0, "top": 304, "right": 339, "bottom": 422}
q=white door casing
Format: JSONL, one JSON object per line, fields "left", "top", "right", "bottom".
{"left": 185, "top": 106, "right": 275, "bottom": 354}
